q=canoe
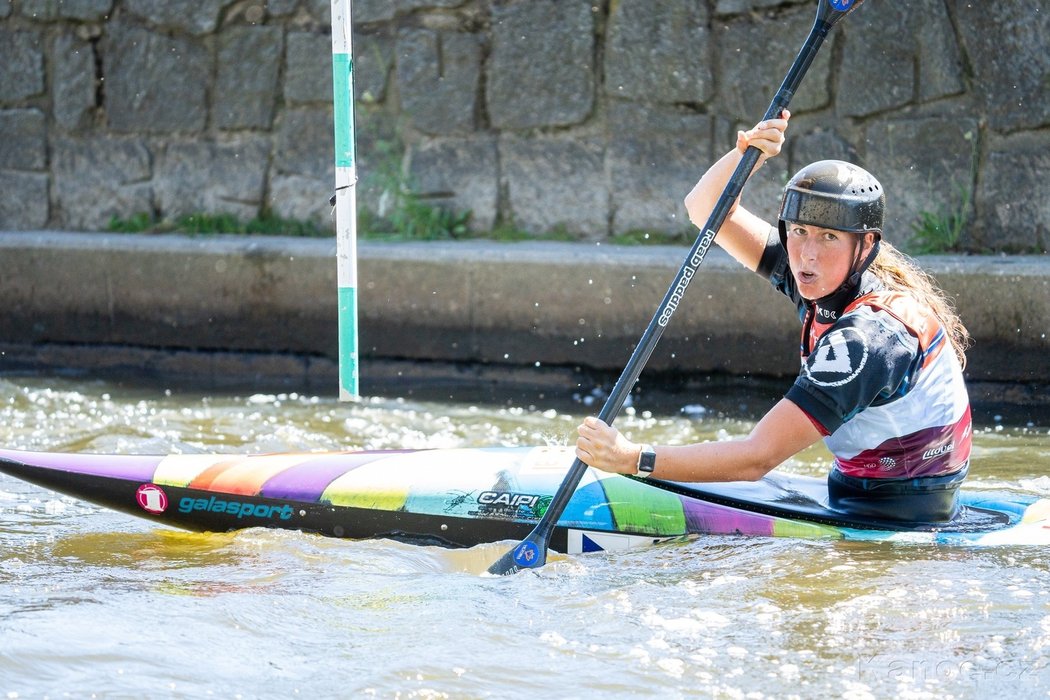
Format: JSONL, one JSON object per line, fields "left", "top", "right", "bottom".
{"left": 1, "top": 446, "right": 1048, "bottom": 551}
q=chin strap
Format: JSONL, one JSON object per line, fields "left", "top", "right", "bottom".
{"left": 812, "top": 235, "right": 882, "bottom": 321}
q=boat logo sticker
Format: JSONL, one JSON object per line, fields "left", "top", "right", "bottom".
{"left": 470, "top": 491, "right": 550, "bottom": 520}
{"left": 136, "top": 483, "right": 169, "bottom": 514}
{"left": 804, "top": 327, "right": 868, "bottom": 387}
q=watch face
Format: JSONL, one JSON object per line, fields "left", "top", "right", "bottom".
{"left": 638, "top": 449, "right": 656, "bottom": 473}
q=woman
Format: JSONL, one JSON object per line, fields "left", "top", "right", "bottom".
{"left": 575, "top": 111, "right": 972, "bottom": 523}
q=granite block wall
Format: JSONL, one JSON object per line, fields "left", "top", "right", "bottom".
{"left": 1, "top": 0, "right": 1047, "bottom": 252}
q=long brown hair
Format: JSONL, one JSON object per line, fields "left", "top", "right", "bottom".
{"left": 868, "top": 241, "right": 971, "bottom": 367}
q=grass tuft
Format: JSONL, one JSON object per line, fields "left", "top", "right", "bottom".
{"left": 108, "top": 210, "right": 328, "bottom": 237}
{"left": 907, "top": 184, "right": 971, "bottom": 254}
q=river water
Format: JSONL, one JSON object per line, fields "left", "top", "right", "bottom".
{"left": 1, "top": 376, "right": 1049, "bottom": 698}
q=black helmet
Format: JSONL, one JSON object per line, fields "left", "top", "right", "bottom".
{"left": 778, "top": 160, "right": 885, "bottom": 311}
{"left": 778, "top": 160, "right": 884, "bottom": 247}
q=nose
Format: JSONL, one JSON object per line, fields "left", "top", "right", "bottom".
{"left": 799, "top": 234, "right": 819, "bottom": 261}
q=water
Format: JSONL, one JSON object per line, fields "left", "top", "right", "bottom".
{"left": 1, "top": 377, "right": 1049, "bottom": 698}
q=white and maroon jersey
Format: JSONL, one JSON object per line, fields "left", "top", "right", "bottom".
{"left": 758, "top": 236, "right": 971, "bottom": 479}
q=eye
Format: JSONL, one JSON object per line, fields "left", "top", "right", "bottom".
{"left": 821, "top": 231, "right": 839, "bottom": 242}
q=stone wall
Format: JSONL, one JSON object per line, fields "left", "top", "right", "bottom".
{"left": 1, "top": 0, "right": 1048, "bottom": 252}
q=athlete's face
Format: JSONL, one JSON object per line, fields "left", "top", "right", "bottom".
{"left": 785, "top": 223, "right": 874, "bottom": 300}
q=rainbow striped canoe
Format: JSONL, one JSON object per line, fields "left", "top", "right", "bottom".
{"left": 2, "top": 446, "right": 1048, "bottom": 552}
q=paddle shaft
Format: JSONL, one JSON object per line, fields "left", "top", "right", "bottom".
{"left": 488, "top": 0, "right": 863, "bottom": 576}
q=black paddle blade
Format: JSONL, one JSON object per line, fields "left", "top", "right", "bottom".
{"left": 486, "top": 530, "right": 549, "bottom": 575}
{"left": 817, "top": 0, "right": 867, "bottom": 28}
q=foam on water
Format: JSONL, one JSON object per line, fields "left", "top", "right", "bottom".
{"left": 1, "top": 377, "right": 1049, "bottom": 697}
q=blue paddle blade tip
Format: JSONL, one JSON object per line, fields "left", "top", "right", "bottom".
{"left": 487, "top": 540, "right": 547, "bottom": 576}
{"left": 512, "top": 541, "right": 541, "bottom": 567}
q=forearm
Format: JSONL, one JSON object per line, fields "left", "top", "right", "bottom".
{"left": 684, "top": 114, "right": 789, "bottom": 271}
{"left": 644, "top": 439, "right": 778, "bottom": 483}
{"left": 684, "top": 146, "right": 774, "bottom": 272}
{"left": 577, "top": 421, "right": 780, "bottom": 483}
{"left": 576, "top": 400, "right": 823, "bottom": 484}
{"left": 651, "top": 400, "right": 823, "bottom": 482}
{"left": 683, "top": 147, "right": 748, "bottom": 229}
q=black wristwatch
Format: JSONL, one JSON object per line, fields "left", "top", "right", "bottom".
{"left": 636, "top": 444, "right": 656, "bottom": 478}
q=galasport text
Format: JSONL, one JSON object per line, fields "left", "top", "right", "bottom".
{"left": 179, "top": 495, "right": 295, "bottom": 520}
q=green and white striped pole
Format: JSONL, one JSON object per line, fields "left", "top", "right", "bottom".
{"left": 330, "top": 0, "right": 359, "bottom": 400}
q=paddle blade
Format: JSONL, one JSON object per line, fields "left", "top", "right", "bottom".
{"left": 486, "top": 532, "right": 549, "bottom": 576}
{"left": 817, "top": 0, "right": 867, "bottom": 28}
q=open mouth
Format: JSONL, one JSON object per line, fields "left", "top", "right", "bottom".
{"left": 798, "top": 271, "right": 818, "bottom": 285}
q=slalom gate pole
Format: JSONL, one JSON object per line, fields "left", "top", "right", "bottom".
{"left": 331, "top": 0, "right": 360, "bottom": 400}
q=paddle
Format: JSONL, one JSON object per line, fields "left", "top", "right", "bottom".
{"left": 487, "top": 0, "right": 868, "bottom": 576}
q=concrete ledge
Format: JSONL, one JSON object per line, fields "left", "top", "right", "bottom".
{"left": 1, "top": 232, "right": 1048, "bottom": 394}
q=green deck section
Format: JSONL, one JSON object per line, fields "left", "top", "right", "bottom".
{"left": 600, "top": 475, "right": 688, "bottom": 536}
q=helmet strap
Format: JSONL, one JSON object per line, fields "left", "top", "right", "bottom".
{"left": 811, "top": 233, "right": 881, "bottom": 322}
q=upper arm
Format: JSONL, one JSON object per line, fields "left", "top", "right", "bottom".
{"left": 785, "top": 308, "right": 921, "bottom": 435}
{"left": 741, "top": 398, "right": 824, "bottom": 475}
{"left": 646, "top": 397, "right": 822, "bottom": 483}
{"left": 683, "top": 164, "right": 775, "bottom": 273}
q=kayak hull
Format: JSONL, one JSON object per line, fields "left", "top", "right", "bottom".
{"left": 2, "top": 446, "right": 1048, "bottom": 552}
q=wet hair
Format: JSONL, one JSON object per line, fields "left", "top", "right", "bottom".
{"left": 868, "top": 241, "right": 971, "bottom": 367}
